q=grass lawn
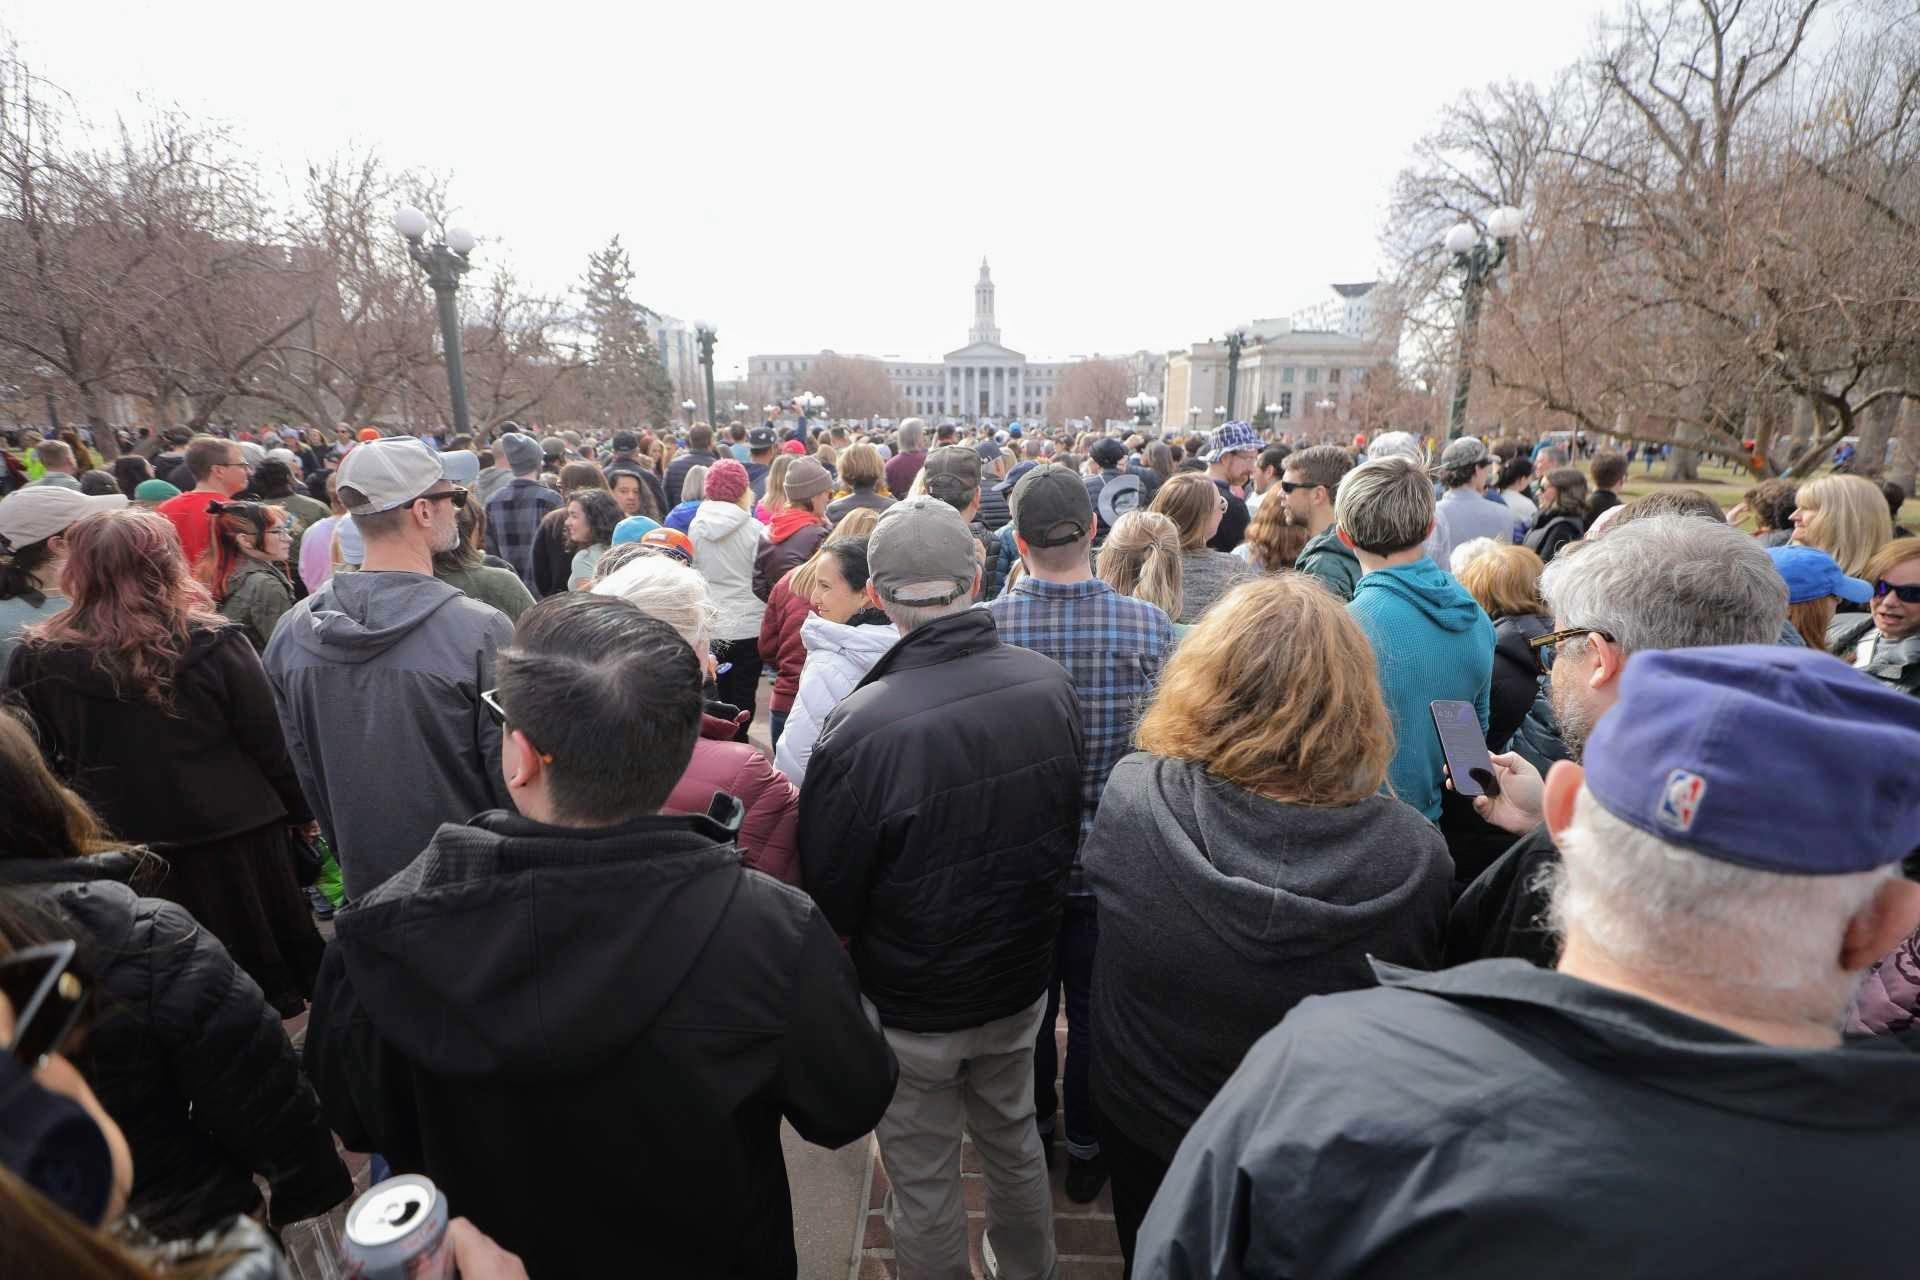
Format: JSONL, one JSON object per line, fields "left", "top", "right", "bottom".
{"left": 1616, "top": 459, "right": 1919, "bottom": 528}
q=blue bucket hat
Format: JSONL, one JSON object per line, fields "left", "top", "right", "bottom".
{"left": 1767, "top": 544, "right": 1872, "bottom": 606}
{"left": 1582, "top": 645, "right": 1920, "bottom": 874}
{"left": 612, "top": 515, "right": 661, "bottom": 545}
{"left": 1204, "top": 421, "right": 1261, "bottom": 461}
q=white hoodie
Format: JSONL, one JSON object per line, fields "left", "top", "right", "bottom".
{"left": 772, "top": 612, "right": 899, "bottom": 784}
{"left": 690, "top": 500, "right": 769, "bottom": 641}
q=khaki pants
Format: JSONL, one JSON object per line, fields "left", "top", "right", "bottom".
{"left": 877, "top": 993, "right": 1058, "bottom": 1280}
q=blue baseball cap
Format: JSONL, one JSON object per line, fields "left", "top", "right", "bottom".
{"left": 1583, "top": 645, "right": 1920, "bottom": 874}
{"left": 1767, "top": 544, "right": 1872, "bottom": 605}
{"left": 611, "top": 515, "right": 661, "bottom": 545}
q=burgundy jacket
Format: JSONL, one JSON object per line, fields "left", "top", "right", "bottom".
{"left": 665, "top": 710, "right": 800, "bottom": 886}
{"left": 758, "top": 572, "right": 811, "bottom": 714}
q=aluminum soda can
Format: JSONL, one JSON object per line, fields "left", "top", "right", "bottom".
{"left": 340, "top": 1173, "right": 455, "bottom": 1280}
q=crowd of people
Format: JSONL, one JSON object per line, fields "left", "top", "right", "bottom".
{"left": 0, "top": 408, "right": 1917, "bottom": 1279}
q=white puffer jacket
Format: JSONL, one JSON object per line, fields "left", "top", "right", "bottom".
{"left": 690, "top": 500, "right": 768, "bottom": 641}
{"left": 772, "top": 612, "right": 898, "bottom": 784}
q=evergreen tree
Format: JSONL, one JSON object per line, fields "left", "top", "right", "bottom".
{"left": 578, "top": 235, "right": 674, "bottom": 431}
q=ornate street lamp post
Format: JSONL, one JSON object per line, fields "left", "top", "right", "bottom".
{"left": 1264, "top": 402, "right": 1283, "bottom": 432}
{"left": 795, "top": 392, "right": 825, "bottom": 428}
{"left": 1125, "top": 392, "right": 1158, "bottom": 429}
{"left": 393, "top": 206, "right": 477, "bottom": 438}
{"left": 731, "top": 402, "right": 748, "bottom": 424}
{"left": 1213, "top": 405, "right": 1227, "bottom": 425}
{"left": 1443, "top": 205, "right": 1525, "bottom": 440}
{"left": 1222, "top": 325, "right": 1251, "bottom": 422}
{"left": 681, "top": 398, "right": 697, "bottom": 426}
{"left": 694, "top": 321, "right": 718, "bottom": 427}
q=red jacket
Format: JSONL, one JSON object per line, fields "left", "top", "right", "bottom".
{"left": 664, "top": 710, "right": 800, "bottom": 885}
{"left": 758, "top": 570, "right": 812, "bottom": 713}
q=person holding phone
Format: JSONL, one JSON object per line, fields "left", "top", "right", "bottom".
{"left": 1084, "top": 576, "right": 1452, "bottom": 1270}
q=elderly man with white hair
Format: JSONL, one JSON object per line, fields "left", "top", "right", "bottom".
{"left": 1446, "top": 513, "right": 1790, "bottom": 964}
{"left": 1133, "top": 644, "right": 1920, "bottom": 1279}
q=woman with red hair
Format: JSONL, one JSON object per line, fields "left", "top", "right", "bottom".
{"left": 1, "top": 508, "right": 323, "bottom": 1014}
{"left": 199, "top": 500, "right": 295, "bottom": 650}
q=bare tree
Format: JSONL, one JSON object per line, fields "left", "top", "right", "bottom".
{"left": 1053, "top": 358, "right": 1132, "bottom": 426}
{"left": 802, "top": 354, "right": 898, "bottom": 419}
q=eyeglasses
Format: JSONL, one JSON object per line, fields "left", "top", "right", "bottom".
{"left": 1529, "top": 625, "right": 1614, "bottom": 674}
{"left": 1874, "top": 579, "right": 1920, "bottom": 604}
{"left": 0, "top": 941, "right": 88, "bottom": 1068}
{"left": 417, "top": 486, "right": 469, "bottom": 510}
{"left": 1279, "top": 480, "right": 1321, "bottom": 494}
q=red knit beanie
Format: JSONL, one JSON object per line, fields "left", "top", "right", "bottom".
{"left": 703, "top": 458, "right": 750, "bottom": 504}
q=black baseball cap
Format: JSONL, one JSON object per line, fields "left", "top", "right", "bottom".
{"left": 1089, "top": 438, "right": 1127, "bottom": 468}
{"left": 747, "top": 426, "right": 777, "bottom": 450}
{"left": 1010, "top": 464, "right": 1093, "bottom": 547}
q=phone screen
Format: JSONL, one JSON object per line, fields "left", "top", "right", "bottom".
{"left": 1429, "top": 699, "right": 1498, "bottom": 799}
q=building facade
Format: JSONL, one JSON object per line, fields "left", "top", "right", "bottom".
{"left": 1161, "top": 283, "right": 1398, "bottom": 435}
{"left": 749, "top": 260, "right": 1074, "bottom": 422}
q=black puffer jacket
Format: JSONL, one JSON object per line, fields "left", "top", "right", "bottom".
{"left": 797, "top": 608, "right": 1084, "bottom": 1032}
{"left": 1489, "top": 613, "right": 1550, "bottom": 751}
{"left": 0, "top": 855, "right": 349, "bottom": 1237}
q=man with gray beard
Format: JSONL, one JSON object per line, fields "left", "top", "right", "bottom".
{"left": 1443, "top": 515, "right": 1789, "bottom": 965}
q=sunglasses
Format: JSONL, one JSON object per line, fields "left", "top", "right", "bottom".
{"left": 1874, "top": 579, "right": 1920, "bottom": 604}
{"left": 1528, "top": 625, "right": 1614, "bottom": 674}
{"left": 1279, "top": 480, "right": 1321, "bottom": 494}
{"left": 0, "top": 941, "right": 88, "bottom": 1068}
{"left": 418, "top": 486, "right": 469, "bottom": 510}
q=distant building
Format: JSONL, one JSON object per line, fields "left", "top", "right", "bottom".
{"left": 1161, "top": 283, "right": 1398, "bottom": 436}
{"left": 749, "top": 260, "right": 1077, "bottom": 422}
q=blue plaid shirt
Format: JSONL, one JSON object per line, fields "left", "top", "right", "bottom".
{"left": 987, "top": 577, "right": 1173, "bottom": 884}
{"left": 485, "top": 478, "right": 561, "bottom": 587}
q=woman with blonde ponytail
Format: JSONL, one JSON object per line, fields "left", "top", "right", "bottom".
{"left": 1097, "top": 511, "right": 1185, "bottom": 633}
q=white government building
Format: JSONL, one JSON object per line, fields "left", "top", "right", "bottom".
{"left": 748, "top": 260, "right": 1074, "bottom": 421}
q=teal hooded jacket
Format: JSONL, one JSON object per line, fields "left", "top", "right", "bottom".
{"left": 1348, "top": 557, "right": 1495, "bottom": 821}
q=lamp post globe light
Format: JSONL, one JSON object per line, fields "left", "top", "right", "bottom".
{"left": 693, "top": 321, "right": 718, "bottom": 429}
{"left": 732, "top": 402, "right": 749, "bottom": 423}
{"left": 1214, "top": 405, "right": 1227, "bottom": 424}
{"left": 1443, "top": 204, "right": 1525, "bottom": 440}
{"left": 1222, "top": 324, "right": 1252, "bottom": 421}
{"left": 393, "top": 205, "right": 477, "bottom": 438}
{"left": 763, "top": 403, "right": 778, "bottom": 423}
{"left": 681, "top": 398, "right": 697, "bottom": 425}
{"left": 1187, "top": 405, "right": 1200, "bottom": 426}
{"left": 1125, "top": 392, "right": 1158, "bottom": 429}
{"left": 1265, "top": 402, "right": 1283, "bottom": 430}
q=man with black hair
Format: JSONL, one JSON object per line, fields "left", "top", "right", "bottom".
{"left": 1244, "top": 443, "right": 1291, "bottom": 517}
{"left": 745, "top": 425, "right": 778, "bottom": 502}
{"left": 664, "top": 422, "right": 718, "bottom": 509}
{"left": 608, "top": 429, "right": 667, "bottom": 514}
{"left": 306, "top": 592, "right": 895, "bottom": 1280}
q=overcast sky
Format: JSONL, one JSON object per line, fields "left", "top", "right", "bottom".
{"left": 11, "top": 0, "right": 1613, "bottom": 379}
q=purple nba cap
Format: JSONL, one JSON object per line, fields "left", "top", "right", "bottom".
{"left": 1582, "top": 645, "right": 1920, "bottom": 873}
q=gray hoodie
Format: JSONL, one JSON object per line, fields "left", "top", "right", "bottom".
{"left": 1086, "top": 752, "right": 1452, "bottom": 1159}
{"left": 264, "top": 570, "right": 513, "bottom": 900}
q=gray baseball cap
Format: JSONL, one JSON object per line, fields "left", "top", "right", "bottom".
{"left": 1437, "top": 436, "right": 1492, "bottom": 471}
{"left": 868, "top": 496, "right": 979, "bottom": 606}
{"left": 336, "top": 437, "right": 448, "bottom": 514}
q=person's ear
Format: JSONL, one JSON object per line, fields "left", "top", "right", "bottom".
{"left": 1841, "top": 878, "right": 1920, "bottom": 973}
{"left": 1587, "top": 633, "right": 1625, "bottom": 694}
{"left": 1542, "top": 760, "right": 1585, "bottom": 842}
{"left": 865, "top": 580, "right": 884, "bottom": 610}
{"left": 1014, "top": 532, "right": 1031, "bottom": 561}
{"left": 503, "top": 728, "right": 547, "bottom": 791}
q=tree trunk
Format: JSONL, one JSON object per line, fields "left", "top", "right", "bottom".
{"left": 1856, "top": 394, "right": 1898, "bottom": 479}
{"left": 79, "top": 383, "right": 120, "bottom": 463}
{"left": 1663, "top": 418, "right": 1702, "bottom": 481}
{"left": 1889, "top": 398, "right": 1918, "bottom": 494}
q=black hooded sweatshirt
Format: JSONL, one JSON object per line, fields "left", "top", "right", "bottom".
{"left": 303, "top": 807, "right": 896, "bottom": 1279}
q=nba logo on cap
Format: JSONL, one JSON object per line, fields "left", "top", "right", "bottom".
{"left": 1657, "top": 769, "right": 1706, "bottom": 832}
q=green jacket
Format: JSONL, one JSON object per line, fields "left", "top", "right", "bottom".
{"left": 1295, "top": 525, "right": 1361, "bottom": 602}
{"left": 435, "top": 561, "right": 535, "bottom": 622}
{"left": 219, "top": 561, "right": 295, "bottom": 651}
{"left": 1829, "top": 614, "right": 1920, "bottom": 696}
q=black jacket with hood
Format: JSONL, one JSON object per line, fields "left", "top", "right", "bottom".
{"left": 1136, "top": 959, "right": 1920, "bottom": 1279}
{"left": 1085, "top": 753, "right": 1452, "bottom": 1160}
{"left": 0, "top": 855, "right": 349, "bottom": 1238}
{"left": 4, "top": 624, "right": 310, "bottom": 848}
{"left": 797, "top": 608, "right": 1084, "bottom": 1033}
{"left": 263, "top": 570, "right": 512, "bottom": 901}
{"left": 303, "top": 808, "right": 896, "bottom": 1280}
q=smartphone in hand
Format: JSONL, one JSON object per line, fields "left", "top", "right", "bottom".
{"left": 1430, "top": 699, "right": 1500, "bottom": 799}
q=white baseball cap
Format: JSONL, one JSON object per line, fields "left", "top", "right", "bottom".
{"left": 0, "top": 486, "right": 128, "bottom": 550}
{"left": 335, "top": 437, "right": 447, "bottom": 514}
